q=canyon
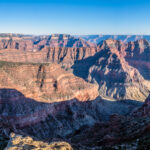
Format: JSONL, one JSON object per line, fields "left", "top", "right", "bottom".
{"left": 0, "top": 35, "right": 149, "bottom": 101}
{"left": 0, "top": 34, "right": 149, "bottom": 149}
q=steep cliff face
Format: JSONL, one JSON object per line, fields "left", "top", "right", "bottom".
{"left": 0, "top": 62, "right": 100, "bottom": 147}
{"left": 72, "top": 39, "right": 150, "bottom": 101}
{"left": 0, "top": 47, "right": 97, "bottom": 68}
{"left": 0, "top": 34, "right": 94, "bottom": 52}
{"left": 0, "top": 39, "right": 34, "bottom": 52}
{"left": 126, "top": 39, "right": 150, "bottom": 58}
{"left": 125, "top": 39, "right": 150, "bottom": 80}
{"left": 0, "top": 62, "right": 98, "bottom": 102}
{"left": 39, "top": 34, "right": 94, "bottom": 48}
{"left": 95, "top": 40, "right": 149, "bottom": 100}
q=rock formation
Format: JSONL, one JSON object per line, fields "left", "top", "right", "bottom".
{"left": 72, "top": 39, "right": 150, "bottom": 100}
{"left": 78, "top": 35, "right": 150, "bottom": 44}
{"left": 0, "top": 62, "right": 98, "bottom": 102}
{"left": 5, "top": 133, "right": 73, "bottom": 150}
{"left": 0, "top": 34, "right": 94, "bottom": 52}
{"left": 125, "top": 39, "right": 150, "bottom": 80}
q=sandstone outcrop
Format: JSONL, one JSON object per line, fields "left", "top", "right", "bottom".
{"left": 0, "top": 62, "right": 98, "bottom": 102}
{"left": 125, "top": 39, "right": 150, "bottom": 80}
{"left": 5, "top": 133, "right": 73, "bottom": 150}
{"left": 0, "top": 47, "right": 97, "bottom": 68}
{"left": 72, "top": 39, "right": 150, "bottom": 101}
{"left": 0, "top": 34, "right": 94, "bottom": 52}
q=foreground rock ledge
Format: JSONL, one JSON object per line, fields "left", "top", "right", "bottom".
{"left": 5, "top": 133, "right": 73, "bottom": 150}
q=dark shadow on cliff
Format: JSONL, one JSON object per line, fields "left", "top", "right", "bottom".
{"left": 0, "top": 88, "right": 144, "bottom": 148}
{"left": 71, "top": 49, "right": 109, "bottom": 81}
{"left": 71, "top": 49, "right": 128, "bottom": 99}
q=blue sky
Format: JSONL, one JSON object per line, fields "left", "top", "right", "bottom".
{"left": 0, "top": 0, "right": 150, "bottom": 35}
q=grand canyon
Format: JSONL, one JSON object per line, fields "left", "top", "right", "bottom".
{"left": 0, "top": 33, "right": 150, "bottom": 150}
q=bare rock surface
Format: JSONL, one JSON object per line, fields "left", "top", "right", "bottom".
{"left": 5, "top": 133, "right": 73, "bottom": 150}
{"left": 72, "top": 39, "right": 150, "bottom": 101}
{"left": 0, "top": 62, "right": 98, "bottom": 102}
{"left": 0, "top": 34, "right": 94, "bottom": 52}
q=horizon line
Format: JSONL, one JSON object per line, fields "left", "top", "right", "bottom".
{"left": 1, "top": 33, "right": 150, "bottom": 36}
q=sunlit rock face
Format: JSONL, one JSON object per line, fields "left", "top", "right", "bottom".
{"left": 72, "top": 39, "right": 150, "bottom": 101}
{"left": 125, "top": 39, "right": 150, "bottom": 80}
{"left": 44, "top": 34, "right": 95, "bottom": 48}
{"left": 0, "top": 63, "right": 99, "bottom": 102}
{"left": 0, "top": 62, "right": 100, "bottom": 141}
{"left": 0, "top": 47, "right": 97, "bottom": 68}
{"left": 0, "top": 34, "right": 94, "bottom": 52}
{"left": 94, "top": 40, "right": 150, "bottom": 100}
{"left": 5, "top": 133, "right": 73, "bottom": 150}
